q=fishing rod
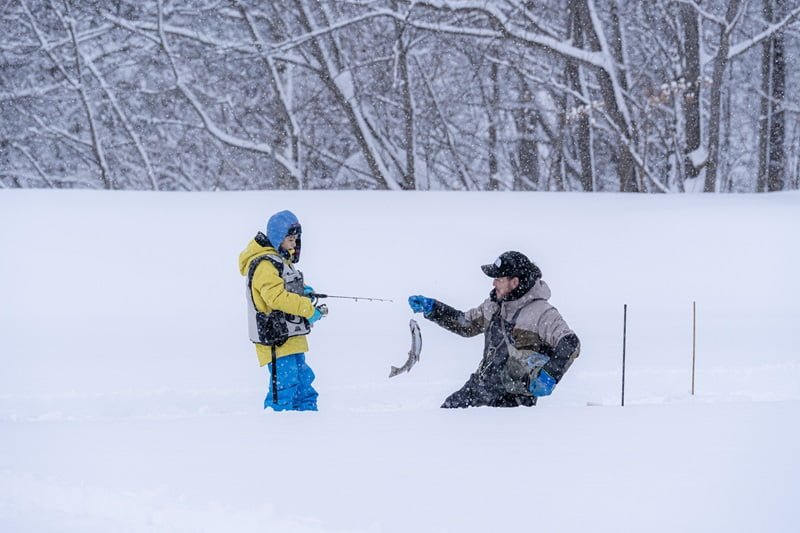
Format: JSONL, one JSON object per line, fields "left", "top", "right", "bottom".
{"left": 309, "top": 292, "right": 393, "bottom": 303}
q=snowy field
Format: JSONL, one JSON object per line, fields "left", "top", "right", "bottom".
{"left": 1, "top": 189, "right": 799, "bottom": 533}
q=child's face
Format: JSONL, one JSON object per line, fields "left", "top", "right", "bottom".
{"left": 281, "top": 234, "right": 298, "bottom": 252}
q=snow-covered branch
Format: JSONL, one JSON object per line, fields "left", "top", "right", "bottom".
{"left": 728, "top": 4, "right": 800, "bottom": 59}
{"left": 672, "top": 0, "right": 727, "bottom": 26}
{"left": 381, "top": 3, "right": 609, "bottom": 71}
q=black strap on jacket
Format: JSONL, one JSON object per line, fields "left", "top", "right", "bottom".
{"left": 271, "top": 345, "right": 278, "bottom": 403}
{"left": 247, "top": 255, "right": 283, "bottom": 293}
{"left": 248, "top": 253, "right": 285, "bottom": 404}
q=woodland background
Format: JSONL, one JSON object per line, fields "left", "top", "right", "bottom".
{"left": 1, "top": 0, "right": 799, "bottom": 192}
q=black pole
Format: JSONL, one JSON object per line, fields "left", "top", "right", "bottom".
{"left": 622, "top": 304, "right": 627, "bottom": 407}
{"left": 271, "top": 345, "right": 278, "bottom": 403}
{"left": 692, "top": 301, "right": 697, "bottom": 395}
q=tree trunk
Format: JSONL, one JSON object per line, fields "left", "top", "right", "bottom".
{"left": 399, "top": 45, "right": 415, "bottom": 190}
{"left": 392, "top": 1, "right": 416, "bottom": 190}
{"left": 757, "top": 19, "right": 771, "bottom": 192}
{"left": 680, "top": 2, "right": 702, "bottom": 181}
{"left": 567, "top": 2, "right": 594, "bottom": 191}
{"left": 767, "top": 0, "right": 786, "bottom": 192}
{"left": 757, "top": 0, "right": 786, "bottom": 192}
{"left": 574, "top": 0, "right": 639, "bottom": 192}
{"left": 705, "top": 0, "right": 742, "bottom": 193}
{"left": 488, "top": 61, "right": 500, "bottom": 191}
{"left": 512, "top": 74, "right": 539, "bottom": 191}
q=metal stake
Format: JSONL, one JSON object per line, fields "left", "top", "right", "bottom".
{"left": 692, "top": 301, "right": 697, "bottom": 396}
{"left": 622, "top": 304, "right": 627, "bottom": 407}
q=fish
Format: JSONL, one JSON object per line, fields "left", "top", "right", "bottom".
{"left": 389, "top": 319, "right": 422, "bottom": 378}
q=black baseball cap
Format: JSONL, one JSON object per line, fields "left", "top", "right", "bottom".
{"left": 481, "top": 251, "right": 541, "bottom": 282}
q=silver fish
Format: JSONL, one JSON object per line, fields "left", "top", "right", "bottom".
{"left": 389, "top": 319, "right": 422, "bottom": 378}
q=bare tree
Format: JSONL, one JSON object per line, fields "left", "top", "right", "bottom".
{"left": 567, "top": 0, "right": 595, "bottom": 191}
{"left": 391, "top": 6, "right": 417, "bottom": 190}
{"left": 758, "top": 0, "right": 787, "bottom": 192}
{"left": 704, "top": 0, "right": 744, "bottom": 192}
{"left": 680, "top": 0, "right": 703, "bottom": 182}
{"left": 510, "top": 70, "right": 541, "bottom": 191}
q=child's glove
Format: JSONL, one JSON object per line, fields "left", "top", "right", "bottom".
{"left": 309, "top": 304, "right": 328, "bottom": 325}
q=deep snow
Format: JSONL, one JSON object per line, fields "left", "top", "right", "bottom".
{"left": 1, "top": 190, "right": 799, "bottom": 532}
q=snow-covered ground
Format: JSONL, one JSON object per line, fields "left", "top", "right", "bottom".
{"left": 1, "top": 190, "right": 799, "bottom": 533}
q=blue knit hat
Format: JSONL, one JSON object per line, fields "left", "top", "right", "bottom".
{"left": 266, "top": 210, "right": 302, "bottom": 261}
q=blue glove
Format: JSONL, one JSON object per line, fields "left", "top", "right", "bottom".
{"left": 408, "top": 295, "right": 434, "bottom": 315}
{"left": 529, "top": 369, "right": 556, "bottom": 397}
{"left": 303, "top": 284, "right": 314, "bottom": 295}
{"left": 308, "top": 304, "right": 327, "bottom": 325}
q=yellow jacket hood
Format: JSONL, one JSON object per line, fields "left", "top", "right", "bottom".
{"left": 239, "top": 236, "right": 277, "bottom": 277}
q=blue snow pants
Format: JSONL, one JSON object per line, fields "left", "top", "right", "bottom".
{"left": 264, "top": 353, "right": 319, "bottom": 411}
